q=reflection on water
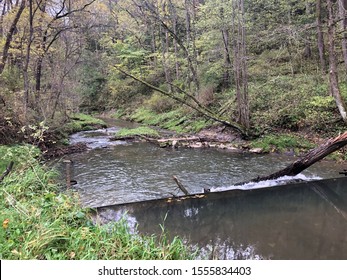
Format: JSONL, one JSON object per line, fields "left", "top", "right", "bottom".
{"left": 96, "top": 178, "right": 347, "bottom": 260}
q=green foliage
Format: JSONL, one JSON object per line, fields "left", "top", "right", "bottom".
{"left": 0, "top": 66, "right": 22, "bottom": 93}
{"left": 248, "top": 73, "right": 343, "bottom": 134}
{"left": 309, "top": 96, "right": 335, "bottom": 108}
{"left": 0, "top": 146, "right": 195, "bottom": 260}
{"left": 116, "top": 126, "right": 160, "bottom": 138}
{"left": 0, "top": 145, "right": 40, "bottom": 174}
{"left": 144, "top": 92, "right": 176, "bottom": 113}
{"left": 250, "top": 133, "right": 314, "bottom": 153}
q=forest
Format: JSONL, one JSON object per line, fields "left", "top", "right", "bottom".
{"left": 0, "top": 0, "right": 347, "bottom": 145}
{"left": 2, "top": 0, "right": 347, "bottom": 261}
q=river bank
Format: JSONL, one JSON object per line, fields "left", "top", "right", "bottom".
{"left": 101, "top": 111, "right": 342, "bottom": 162}
{"left": 0, "top": 145, "right": 195, "bottom": 260}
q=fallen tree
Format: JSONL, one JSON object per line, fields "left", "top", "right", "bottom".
{"left": 114, "top": 65, "right": 248, "bottom": 138}
{"left": 242, "top": 131, "right": 347, "bottom": 184}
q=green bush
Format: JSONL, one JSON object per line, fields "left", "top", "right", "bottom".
{"left": 145, "top": 92, "right": 176, "bottom": 113}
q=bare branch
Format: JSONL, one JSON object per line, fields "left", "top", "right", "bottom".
{"left": 0, "top": 161, "right": 14, "bottom": 183}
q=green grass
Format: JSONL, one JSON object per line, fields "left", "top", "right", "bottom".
{"left": 62, "top": 113, "right": 107, "bottom": 134}
{"left": 250, "top": 133, "right": 314, "bottom": 154}
{"left": 0, "top": 145, "right": 195, "bottom": 260}
{"left": 129, "top": 107, "right": 210, "bottom": 134}
{"left": 116, "top": 126, "right": 160, "bottom": 138}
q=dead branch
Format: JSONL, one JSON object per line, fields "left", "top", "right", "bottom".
{"left": 0, "top": 161, "right": 14, "bottom": 182}
{"left": 172, "top": 175, "right": 190, "bottom": 195}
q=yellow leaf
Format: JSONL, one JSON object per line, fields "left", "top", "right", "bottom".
{"left": 69, "top": 252, "right": 76, "bottom": 259}
{"left": 2, "top": 219, "right": 9, "bottom": 229}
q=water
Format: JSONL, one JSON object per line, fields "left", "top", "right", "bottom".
{"left": 96, "top": 177, "right": 347, "bottom": 260}
{"left": 65, "top": 122, "right": 344, "bottom": 208}
{"left": 61, "top": 120, "right": 347, "bottom": 259}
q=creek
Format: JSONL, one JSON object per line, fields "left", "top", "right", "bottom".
{"left": 62, "top": 119, "right": 347, "bottom": 259}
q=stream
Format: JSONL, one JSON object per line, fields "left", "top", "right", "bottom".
{"left": 59, "top": 119, "right": 347, "bottom": 259}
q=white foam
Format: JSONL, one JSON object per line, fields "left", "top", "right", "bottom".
{"left": 211, "top": 174, "right": 322, "bottom": 192}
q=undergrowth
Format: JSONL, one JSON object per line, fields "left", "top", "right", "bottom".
{"left": 250, "top": 133, "right": 314, "bottom": 154}
{"left": 0, "top": 145, "right": 195, "bottom": 260}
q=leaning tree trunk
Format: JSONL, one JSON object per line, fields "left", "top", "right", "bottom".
{"left": 245, "top": 131, "right": 347, "bottom": 184}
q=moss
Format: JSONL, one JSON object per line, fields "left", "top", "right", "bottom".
{"left": 250, "top": 133, "right": 314, "bottom": 154}
{"left": 116, "top": 126, "right": 160, "bottom": 138}
{"left": 62, "top": 113, "right": 107, "bottom": 134}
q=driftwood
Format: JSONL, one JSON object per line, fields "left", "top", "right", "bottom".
{"left": 172, "top": 176, "right": 190, "bottom": 195}
{"left": 243, "top": 131, "right": 347, "bottom": 184}
{"left": 0, "top": 161, "right": 14, "bottom": 183}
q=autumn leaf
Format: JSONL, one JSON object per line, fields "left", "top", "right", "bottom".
{"left": 2, "top": 219, "right": 9, "bottom": 229}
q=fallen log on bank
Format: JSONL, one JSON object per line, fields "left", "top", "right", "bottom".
{"left": 241, "top": 131, "right": 347, "bottom": 185}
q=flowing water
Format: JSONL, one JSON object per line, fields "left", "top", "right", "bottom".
{"left": 59, "top": 119, "right": 347, "bottom": 259}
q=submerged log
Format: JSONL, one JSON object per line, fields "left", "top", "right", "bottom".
{"left": 245, "top": 131, "right": 347, "bottom": 184}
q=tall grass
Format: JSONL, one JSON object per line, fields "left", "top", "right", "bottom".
{"left": 0, "top": 145, "right": 195, "bottom": 260}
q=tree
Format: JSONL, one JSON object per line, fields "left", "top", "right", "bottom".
{"left": 232, "top": 0, "right": 249, "bottom": 129}
{"left": 316, "top": 0, "right": 327, "bottom": 74}
{"left": 327, "top": 0, "right": 347, "bottom": 123}
{"left": 0, "top": 0, "right": 26, "bottom": 74}
{"left": 338, "top": 0, "right": 347, "bottom": 73}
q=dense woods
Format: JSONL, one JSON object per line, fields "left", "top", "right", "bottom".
{"left": 1, "top": 0, "right": 347, "bottom": 142}
{"left": 3, "top": 0, "right": 347, "bottom": 261}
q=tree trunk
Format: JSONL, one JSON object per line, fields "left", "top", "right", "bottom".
{"left": 169, "top": 0, "right": 180, "bottom": 80}
{"left": 23, "top": 0, "right": 34, "bottom": 119}
{"left": 327, "top": 0, "right": 347, "bottom": 123}
{"left": 158, "top": 2, "right": 173, "bottom": 93}
{"left": 221, "top": 28, "right": 232, "bottom": 88}
{"left": 316, "top": 0, "right": 327, "bottom": 74}
{"left": 243, "top": 131, "right": 347, "bottom": 184}
{"left": 34, "top": 2, "right": 47, "bottom": 105}
{"left": 232, "top": 0, "right": 250, "bottom": 130}
{"left": 184, "top": 0, "right": 199, "bottom": 93}
{"left": 339, "top": 0, "right": 347, "bottom": 74}
{"left": 0, "top": 0, "right": 25, "bottom": 75}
